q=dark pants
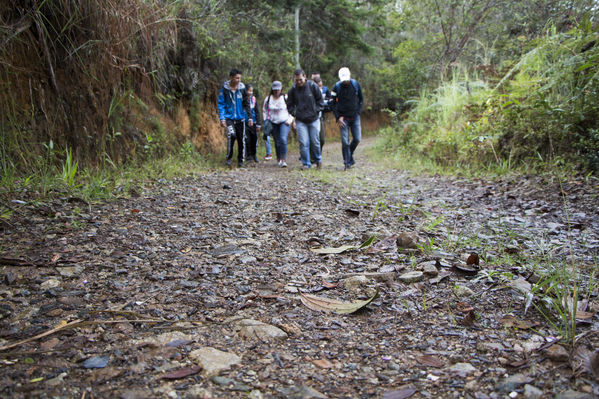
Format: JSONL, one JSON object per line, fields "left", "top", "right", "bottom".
{"left": 245, "top": 123, "right": 258, "bottom": 161}
{"left": 225, "top": 120, "right": 246, "bottom": 164}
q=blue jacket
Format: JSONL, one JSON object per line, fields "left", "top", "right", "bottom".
{"left": 218, "top": 81, "right": 252, "bottom": 122}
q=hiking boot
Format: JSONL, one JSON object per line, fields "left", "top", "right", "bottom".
{"left": 280, "top": 160, "right": 287, "bottom": 168}
{"left": 264, "top": 154, "right": 272, "bottom": 161}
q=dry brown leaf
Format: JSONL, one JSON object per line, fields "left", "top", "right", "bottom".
{"left": 499, "top": 315, "right": 536, "bottom": 329}
{"left": 466, "top": 252, "right": 479, "bottom": 266}
{"left": 322, "top": 280, "right": 339, "bottom": 289}
{"left": 312, "top": 358, "right": 334, "bottom": 369}
{"left": 299, "top": 289, "right": 379, "bottom": 314}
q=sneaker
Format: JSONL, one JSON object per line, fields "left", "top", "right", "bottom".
{"left": 264, "top": 154, "right": 272, "bottom": 161}
{"left": 302, "top": 165, "right": 311, "bottom": 170}
{"left": 238, "top": 162, "right": 246, "bottom": 168}
{"left": 280, "top": 160, "right": 287, "bottom": 168}
{"left": 344, "top": 164, "right": 352, "bottom": 171}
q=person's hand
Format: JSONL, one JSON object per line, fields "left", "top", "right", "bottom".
{"left": 291, "top": 121, "right": 296, "bottom": 129}
{"left": 248, "top": 119, "right": 253, "bottom": 127}
{"left": 220, "top": 120, "right": 226, "bottom": 127}
{"left": 337, "top": 116, "right": 346, "bottom": 128}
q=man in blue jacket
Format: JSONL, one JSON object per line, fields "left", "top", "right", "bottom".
{"left": 218, "top": 68, "right": 253, "bottom": 167}
{"left": 332, "top": 67, "right": 363, "bottom": 170}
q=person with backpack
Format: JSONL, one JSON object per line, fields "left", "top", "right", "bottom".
{"left": 245, "top": 84, "right": 262, "bottom": 163}
{"left": 263, "top": 81, "right": 293, "bottom": 168}
{"left": 287, "top": 68, "right": 324, "bottom": 169}
{"left": 217, "top": 68, "right": 253, "bottom": 167}
{"left": 331, "top": 67, "right": 363, "bottom": 170}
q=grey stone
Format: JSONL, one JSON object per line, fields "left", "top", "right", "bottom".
{"left": 237, "top": 319, "right": 288, "bottom": 341}
{"left": 399, "top": 271, "right": 424, "bottom": 283}
{"left": 497, "top": 374, "right": 534, "bottom": 393}
{"left": 523, "top": 384, "right": 544, "bottom": 399}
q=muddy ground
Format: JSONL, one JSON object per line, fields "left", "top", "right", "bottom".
{"left": 1, "top": 137, "right": 598, "bottom": 399}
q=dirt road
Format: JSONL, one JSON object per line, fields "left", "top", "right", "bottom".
{"left": 1, "top": 136, "right": 598, "bottom": 398}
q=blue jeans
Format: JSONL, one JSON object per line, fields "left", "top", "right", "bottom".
{"left": 296, "top": 119, "right": 321, "bottom": 167}
{"left": 264, "top": 135, "right": 271, "bottom": 156}
{"left": 339, "top": 115, "right": 361, "bottom": 167}
{"left": 272, "top": 122, "right": 290, "bottom": 161}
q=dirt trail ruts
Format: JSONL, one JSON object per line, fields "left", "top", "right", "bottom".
{"left": 1, "top": 136, "right": 598, "bottom": 398}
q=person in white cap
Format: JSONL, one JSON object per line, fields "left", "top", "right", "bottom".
{"left": 332, "top": 67, "right": 364, "bottom": 170}
{"left": 263, "top": 81, "right": 293, "bottom": 167}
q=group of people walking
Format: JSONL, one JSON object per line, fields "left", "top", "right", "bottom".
{"left": 217, "top": 67, "right": 364, "bottom": 170}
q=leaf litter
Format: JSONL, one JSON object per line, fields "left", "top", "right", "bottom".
{"left": 0, "top": 138, "right": 598, "bottom": 397}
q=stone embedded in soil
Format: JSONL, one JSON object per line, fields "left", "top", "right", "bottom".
{"left": 543, "top": 344, "right": 570, "bottom": 362}
{"left": 189, "top": 347, "right": 242, "bottom": 376}
{"left": 344, "top": 275, "right": 370, "bottom": 293}
{"left": 452, "top": 284, "right": 475, "bottom": 297}
{"left": 236, "top": 319, "right": 288, "bottom": 341}
{"left": 278, "top": 384, "right": 327, "bottom": 399}
{"left": 448, "top": 362, "right": 477, "bottom": 376}
{"left": 398, "top": 271, "right": 424, "bottom": 283}
{"left": 420, "top": 261, "right": 439, "bottom": 276}
{"left": 497, "top": 374, "right": 534, "bottom": 393}
{"left": 523, "top": 384, "right": 544, "bottom": 399}
{"left": 82, "top": 356, "right": 109, "bottom": 369}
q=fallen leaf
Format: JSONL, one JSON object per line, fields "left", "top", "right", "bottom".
{"left": 416, "top": 355, "right": 444, "bottom": 368}
{"left": 160, "top": 365, "right": 202, "bottom": 380}
{"left": 310, "top": 235, "right": 376, "bottom": 255}
{"left": 457, "top": 302, "right": 474, "bottom": 313}
{"left": 51, "top": 253, "right": 60, "bottom": 263}
{"left": 576, "top": 311, "right": 595, "bottom": 320}
{"left": 462, "top": 310, "right": 475, "bottom": 326}
{"left": 299, "top": 289, "right": 379, "bottom": 314}
{"left": 181, "top": 246, "right": 192, "bottom": 253}
{"left": 130, "top": 209, "right": 141, "bottom": 213}
{"left": 345, "top": 208, "right": 360, "bottom": 216}
{"left": 322, "top": 280, "right": 339, "bottom": 289}
{"left": 466, "top": 253, "right": 479, "bottom": 266}
{"left": 499, "top": 315, "right": 536, "bottom": 329}
{"left": 312, "top": 358, "right": 334, "bottom": 369}
{"left": 382, "top": 386, "right": 418, "bottom": 399}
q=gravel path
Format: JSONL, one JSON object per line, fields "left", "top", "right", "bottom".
{"left": 1, "top": 135, "right": 598, "bottom": 398}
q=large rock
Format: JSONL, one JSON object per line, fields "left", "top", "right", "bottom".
{"left": 189, "top": 347, "right": 242, "bottom": 376}
{"left": 236, "top": 319, "right": 288, "bottom": 341}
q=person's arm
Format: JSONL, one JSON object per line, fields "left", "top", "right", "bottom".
{"left": 357, "top": 82, "right": 364, "bottom": 115}
{"left": 217, "top": 87, "right": 227, "bottom": 127}
{"left": 331, "top": 83, "right": 340, "bottom": 120}
{"left": 242, "top": 89, "right": 253, "bottom": 126}
{"left": 253, "top": 97, "right": 262, "bottom": 126}
{"left": 286, "top": 88, "right": 296, "bottom": 117}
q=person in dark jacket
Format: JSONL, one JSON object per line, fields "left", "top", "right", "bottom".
{"left": 311, "top": 74, "right": 332, "bottom": 158}
{"left": 286, "top": 68, "right": 324, "bottom": 169}
{"left": 245, "top": 84, "right": 262, "bottom": 163}
{"left": 217, "top": 68, "right": 253, "bottom": 167}
{"left": 332, "top": 67, "right": 363, "bottom": 170}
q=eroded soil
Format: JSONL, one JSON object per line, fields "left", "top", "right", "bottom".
{"left": 1, "top": 137, "right": 598, "bottom": 399}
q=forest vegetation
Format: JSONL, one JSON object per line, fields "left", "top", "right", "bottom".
{"left": 1, "top": 0, "right": 598, "bottom": 191}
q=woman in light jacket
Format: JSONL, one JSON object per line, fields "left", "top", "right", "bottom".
{"left": 263, "top": 81, "right": 294, "bottom": 168}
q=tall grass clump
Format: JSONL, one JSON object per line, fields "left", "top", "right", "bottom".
{"left": 381, "top": 19, "right": 599, "bottom": 174}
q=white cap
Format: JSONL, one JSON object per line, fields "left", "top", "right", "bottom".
{"left": 338, "top": 67, "right": 351, "bottom": 81}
